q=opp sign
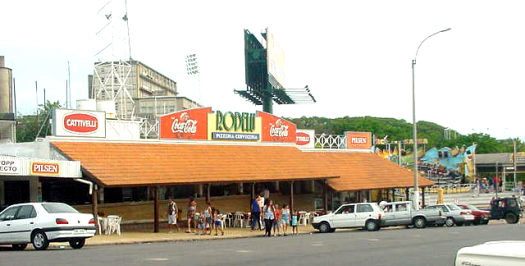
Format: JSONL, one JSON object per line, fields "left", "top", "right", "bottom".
{"left": 0, "top": 158, "right": 21, "bottom": 175}
{"left": 31, "top": 162, "right": 60, "bottom": 176}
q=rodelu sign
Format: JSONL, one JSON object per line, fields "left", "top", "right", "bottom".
{"left": 31, "top": 162, "right": 60, "bottom": 175}
{"left": 64, "top": 113, "right": 98, "bottom": 133}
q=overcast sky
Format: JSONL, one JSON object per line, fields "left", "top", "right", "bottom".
{"left": 1, "top": 0, "right": 524, "bottom": 140}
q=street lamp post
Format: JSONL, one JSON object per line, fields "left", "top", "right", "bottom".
{"left": 412, "top": 28, "right": 451, "bottom": 210}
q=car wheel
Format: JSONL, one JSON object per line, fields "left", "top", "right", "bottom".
{"left": 12, "top": 244, "right": 28, "bottom": 251}
{"left": 445, "top": 217, "right": 455, "bottom": 227}
{"left": 481, "top": 220, "right": 489, "bottom": 225}
{"left": 32, "top": 231, "right": 49, "bottom": 250}
{"left": 365, "top": 220, "right": 378, "bottom": 231}
{"left": 69, "top": 238, "right": 86, "bottom": 249}
{"left": 319, "top": 222, "right": 331, "bottom": 233}
{"left": 413, "top": 217, "right": 426, "bottom": 229}
{"left": 505, "top": 212, "right": 518, "bottom": 224}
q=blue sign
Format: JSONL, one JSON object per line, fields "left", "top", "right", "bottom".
{"left": 212, "top": 132, "right": 260, "bottom": 141}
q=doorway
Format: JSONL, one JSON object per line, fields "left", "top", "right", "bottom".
{"left": 4, "top": 181, "right": 30, "bottom": 205}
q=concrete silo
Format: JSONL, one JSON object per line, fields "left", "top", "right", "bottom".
{"left": 0, "top": 56, "right": 16, "bottom": 143}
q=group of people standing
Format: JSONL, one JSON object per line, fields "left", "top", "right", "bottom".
{"left": 167, "top": 197, "right": 224, "bottom": 236}
{"left": 251, "top": 195, "right": 299, "bottom": 236}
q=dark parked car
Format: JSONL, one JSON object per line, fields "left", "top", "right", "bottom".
{"left": 457, "top": 204, "right": 489, "bottom": 225}
{"left": 490, "top": 196, "right": 523, "bottom": 224}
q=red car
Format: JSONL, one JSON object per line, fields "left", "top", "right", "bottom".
{"left": 457, "top": 204, "right": 490, "bottom": 225}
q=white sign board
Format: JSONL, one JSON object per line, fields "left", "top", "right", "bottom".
{"left": 52, "top": 109, "right": 106, "bottom": 138}
{"left": 296, "top": 129, "right": 315, "bottom": 149}
{"left": 0, "top": 157, "right": 21, "bottom": 175}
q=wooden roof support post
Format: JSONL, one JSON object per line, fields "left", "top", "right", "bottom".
{"left": 250, "top": 183, "right": 255, "bottom": 210}
{"left": 91, "top": 184, "right": 99, "bottom": 234}
{"left": 206, "top": 183, "right": 211, "bottom": 203}
{"left": 289, "top": 181, "right": 294, "bottom": 214}
{"left": 421, "top": 187, "right": 426, "bottom": 208}
{"left": 323, "top": 180, "right": 328, "bottom": 212}
{"left": 405, "top": 188, "right": 410, "bottom": 201}
{"left": 153, "top": 186, "right": 160, "bottom": 233}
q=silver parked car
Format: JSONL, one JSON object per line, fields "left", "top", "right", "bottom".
{"left": 380, "top": 201, "right": 446, "bottom": 228}
{"left": 424, "top": 203, "right": 475, "bottom": 227}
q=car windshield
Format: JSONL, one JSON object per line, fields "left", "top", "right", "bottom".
{"left": 447, "top": 204, "right": 461, "bottom": 211}
{"left": 42, "top": 203, "right": 79, "bottom": 214}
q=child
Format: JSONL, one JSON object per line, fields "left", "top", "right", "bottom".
{"left": 291, "top": 209, "right": 298, "bottom": 235}
{"left": 281, "top": 204, "right": 290, "bottom": 236}
{"left": 203, "top": 202, "right": 213, "bottom": 235}
{"left": 273, "top": 204, "right": 282, "bottom": 236}
{"left": 196, "top": 213, "right": 205, "bottom": 235}
{"left": 213, "top": 208, "right": 224, "bottom": 236}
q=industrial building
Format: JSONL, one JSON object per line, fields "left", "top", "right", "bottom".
{"left": 0, "top": 56, "right": 16, "bottom": 143}
{"left": 88, "top": 60, "right": 200, "bottom": 123}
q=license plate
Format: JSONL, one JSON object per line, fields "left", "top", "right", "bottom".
{"left": 74, "top": 229, "right": 86, "bottom": 234}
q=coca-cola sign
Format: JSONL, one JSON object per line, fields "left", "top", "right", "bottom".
{"left": 52, "top": 109, "right": 106, "bottom": 138}
{"left": 64, "top": 113, "right": 98, "bottom": 133}
{"left": 269, "top": 119, "right": 289, "bottom": 137}
{"left": 258, "top": 111, "right": 296, "bottom": 143}
{"left": 171, "top": 112, "right": 198, "bottom": 134}
{"left": 160, "top": 107, "right": 211, "bottom": 140}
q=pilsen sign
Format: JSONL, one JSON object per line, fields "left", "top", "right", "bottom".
{"left": 159, "top": 107, "right": 297, "bottom": 143}
{"left": 345, "top": 131, "right": 373, "bottom": 150}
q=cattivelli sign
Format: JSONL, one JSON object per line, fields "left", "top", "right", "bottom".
{"left": 159, "top": 107, "right": 297, "bottom": 143}
{"left": 52, "top": 109, "right": 106, "bottom": 138}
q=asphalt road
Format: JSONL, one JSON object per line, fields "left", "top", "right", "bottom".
{"left": 2, "top": 224, "right": 525, "bottom": 266}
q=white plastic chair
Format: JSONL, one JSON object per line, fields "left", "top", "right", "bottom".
{"left": 97, "top": 217, "right": 108, "bottom": 235}
{"left": 234, "top": 212, "right": 244, "bottom": 228}
{"left": 106, "top": 216, "right": 122, "bottom": 235}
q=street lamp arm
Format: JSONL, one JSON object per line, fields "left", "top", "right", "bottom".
{"left": 414, "top": 28, "right": 452, "bottom": 62}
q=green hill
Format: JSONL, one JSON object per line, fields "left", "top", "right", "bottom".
{"left": 288, "top": 116, "right": 521, "bottom": 154}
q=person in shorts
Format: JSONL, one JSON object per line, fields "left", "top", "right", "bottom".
{"left": 186, "top": 196, "right": 197, "bottom": 233}
{"left": 167, "top": 199, "right": 179, "bottom": 232}
{"left": 213, "top": 208, "right": 224, "bottom": 236}
{"left": 203, "top": 201, "right": 213, "bottom": 235}
{"left": 281, "top": 204, "right": 290, "bottom": 236}
{"left": 291, "top": 210, "right": 298, "bottom": 235}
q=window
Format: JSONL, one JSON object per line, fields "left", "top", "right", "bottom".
{"left": 357, "top": 204, "right": 373, "bottom": 213}
{"left": 395, "top": 203, "right": 408, "bottom": 212}
{"left": 15, "top": 205, "right": 36, "bottom": 219}
{"left": 42, "top": 203, "right": 78, "bottom": 214}
{"left": 0, "top": 206, "right": 19, "bottom": 221}
{"left": 336, "top": 205, "right": 355, "bottom": 214}
{"left": 440, "top": 206, "right": 449, "bottom": 212}
{"left": 447, "top": 204, "right": 461, "bottom": 211}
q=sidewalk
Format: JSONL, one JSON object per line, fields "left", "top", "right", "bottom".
{"left": 50, "top": 226, "right": 316, "bottom": 247}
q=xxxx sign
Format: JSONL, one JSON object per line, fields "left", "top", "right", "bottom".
{"left": 159, "top": 107, "right": 212, "bottom": 140}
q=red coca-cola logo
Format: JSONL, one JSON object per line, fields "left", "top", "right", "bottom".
{"left": 296, "top": 132, "right": 311, "bottom": 145}
{"left": 63, "top": 113, "right": 98, "bottom": 133}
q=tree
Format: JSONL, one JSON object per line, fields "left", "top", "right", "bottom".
{"left": 16, "top": 101, "right": 62, "bottom": 142}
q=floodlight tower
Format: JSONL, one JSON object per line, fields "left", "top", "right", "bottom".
{"left": 185, "top": 53, "right": 201, "bottom": 108}
{"left": 93, "top": 0, "right": 135, "bottom": 120}
{"left": 235, "top": 28, "right": 316, "bottom": 114}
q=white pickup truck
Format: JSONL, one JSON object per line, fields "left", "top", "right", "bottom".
{"left": 380, "top": 201, "right": 446, "bottom": 228}
{"left": 312, "top": 203, "right": 384, "bottom": 233}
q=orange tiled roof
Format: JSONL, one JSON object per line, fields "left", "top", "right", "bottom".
{"left": 51, "top": 142, "right": 339, "bottom": 187}
{"left": 306, "top": 151, "right": 434, "bottom": 191}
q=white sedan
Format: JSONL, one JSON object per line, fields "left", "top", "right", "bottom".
{"left": 456, "top": 241, "right": 525, "bottom": 266}
{"left": 0, "top": 202, "right": 96, "bottom": 250}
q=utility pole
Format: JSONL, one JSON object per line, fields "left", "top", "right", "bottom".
{"left": 398, "top": 141, "right": 402, "bottom": 166}
{"left": 513, "top": 138, "right": 517, "bottom": 190}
